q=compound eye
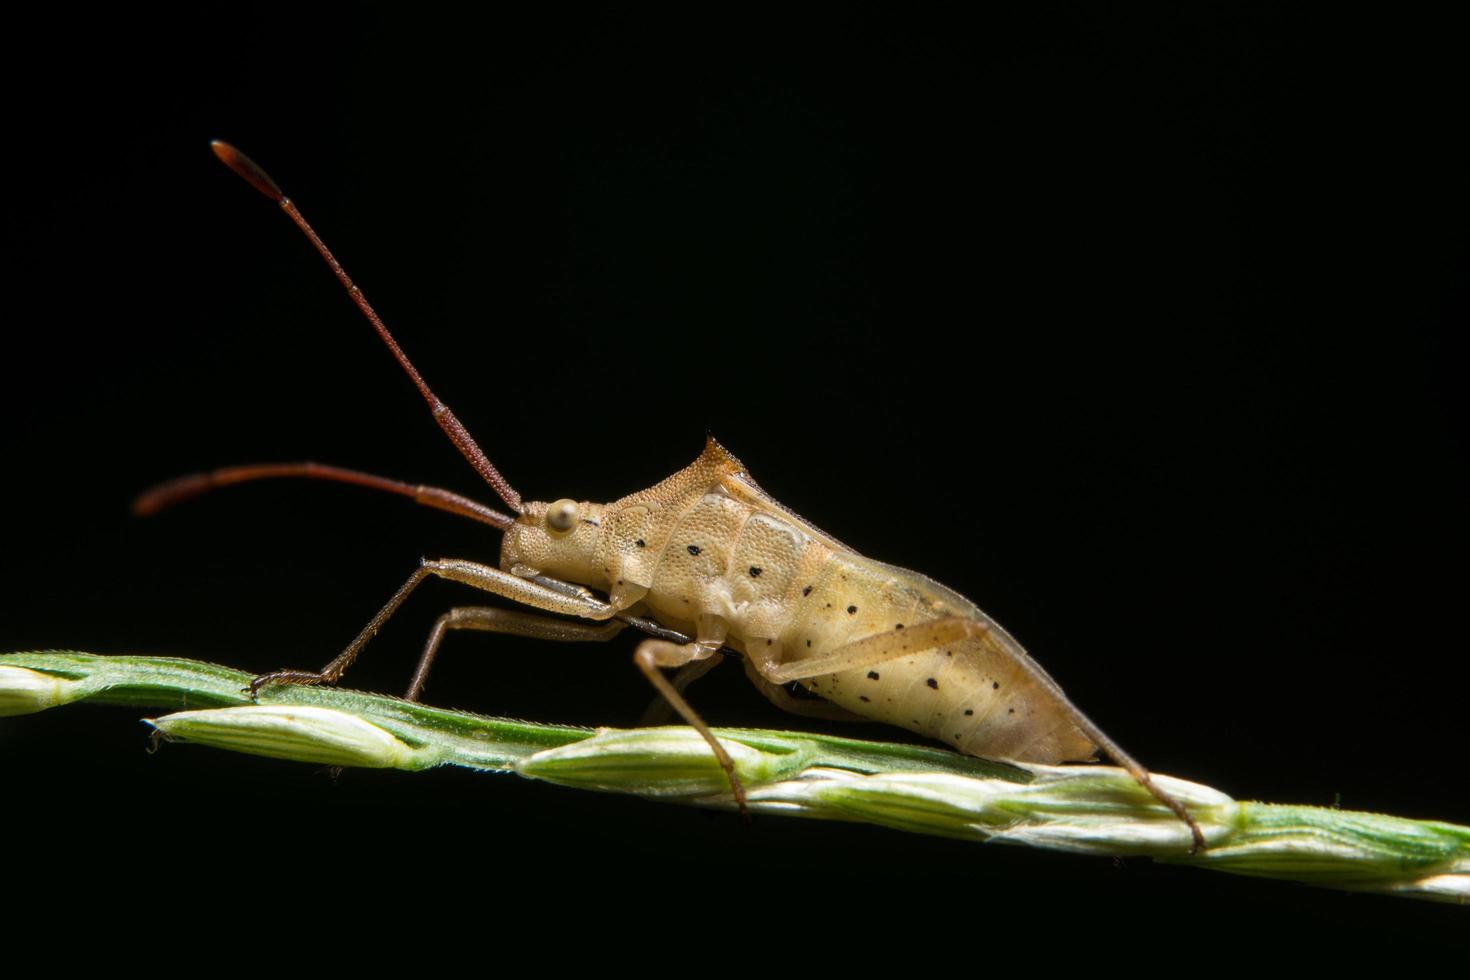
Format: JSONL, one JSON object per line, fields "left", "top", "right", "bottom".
{"left": 546, "top": 498, "right": 579, "bottom": 534}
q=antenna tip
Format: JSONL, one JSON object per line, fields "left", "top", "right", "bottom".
{"left": 132, "top": 473, "right": 212, "bottom": 517}
{"left": 211, "top": 140, "right": 285, "bottom": 202}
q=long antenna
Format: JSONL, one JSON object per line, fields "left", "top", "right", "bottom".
{"left": 210, "top": 141, "right": 523, "bottom": 514}
{"left": 135, "top": 461, "right": 515, "bottom": 530}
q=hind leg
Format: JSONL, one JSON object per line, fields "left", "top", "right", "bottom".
{"left": 741, "top": 657, "right": 867, "bottom": 722}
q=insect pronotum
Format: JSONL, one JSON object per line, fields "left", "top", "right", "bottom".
{"left": 136, "top": 141, "right": 1205, "bottom": 850}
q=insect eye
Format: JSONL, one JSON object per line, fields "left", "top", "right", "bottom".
{"left": 546, "top": 498, "right": 579, "bottom": 534}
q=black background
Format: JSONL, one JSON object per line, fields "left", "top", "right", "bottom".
{"left": 5, "top": 4, "right": 1467, "bottom": 951}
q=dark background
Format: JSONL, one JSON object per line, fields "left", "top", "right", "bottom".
{"left": 5, "top": 5, "right": 1467, "bottom": 949}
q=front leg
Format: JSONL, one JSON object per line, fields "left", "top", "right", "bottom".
{"left": 251, "top": 557, "right": 616, "bottom": 696}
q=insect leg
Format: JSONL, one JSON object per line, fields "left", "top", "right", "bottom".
{"left": 760, "top": 617, "right": 1207, "bottom": 851}
{"left": 639, "top": 652, "right": 726, "bottom": 725}
{"left": 406, "top": 606, "right": 625, "bottom": 701}
{"left": 740, "top": 657, "right": 868, "bottom": 722}
{"left": 250, "top": 558, "right": 617, "bottom": 696}
{"left": 759, "top": 618, "right": 997, "bottom": 683}
{"left": 632, "top": 639, "right": 748, "bottom": 814}
{"left": 617, "top": 613, "right": 693, "bottom": 645}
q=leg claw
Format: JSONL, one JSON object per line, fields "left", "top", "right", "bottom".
{"left": 245, "top": 670, "right": 328, "bottom": 700}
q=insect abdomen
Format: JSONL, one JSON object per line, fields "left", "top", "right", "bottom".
{"left": 779, "top": 553, "right": 1097, "bottom": 764}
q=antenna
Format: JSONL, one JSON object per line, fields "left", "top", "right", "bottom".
{"left": 135, "top": 461, "right": 514, "bottom": 530}
{"left": 210, "top": 141, "right": 523, "bottom": 514}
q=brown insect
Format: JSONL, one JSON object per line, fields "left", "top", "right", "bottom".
{"left": 136, "top": 142, "right": 1204, "bottom": 849}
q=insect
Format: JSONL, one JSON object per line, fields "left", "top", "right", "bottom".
{"left": 137, "top": 141, "right": 1204, "bottom": 849}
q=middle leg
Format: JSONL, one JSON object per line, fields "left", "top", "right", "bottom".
{"left": 632, "top": 638, "right": 748, "bottom": 813}
{"left": 407, "top": 606, "right": 626, "bottom": 701}
{"left": 640, "top": 652, "right": 726, "bottom": 726}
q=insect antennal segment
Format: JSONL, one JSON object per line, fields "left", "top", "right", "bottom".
{"left": 211, "top": 141, "right": 284, "bottom": 201}
{"left": 132, "top": 462, "right": 516, "bottom": 530}
{"left": 209, "top": 140, "right": 523, "bottom": 515}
